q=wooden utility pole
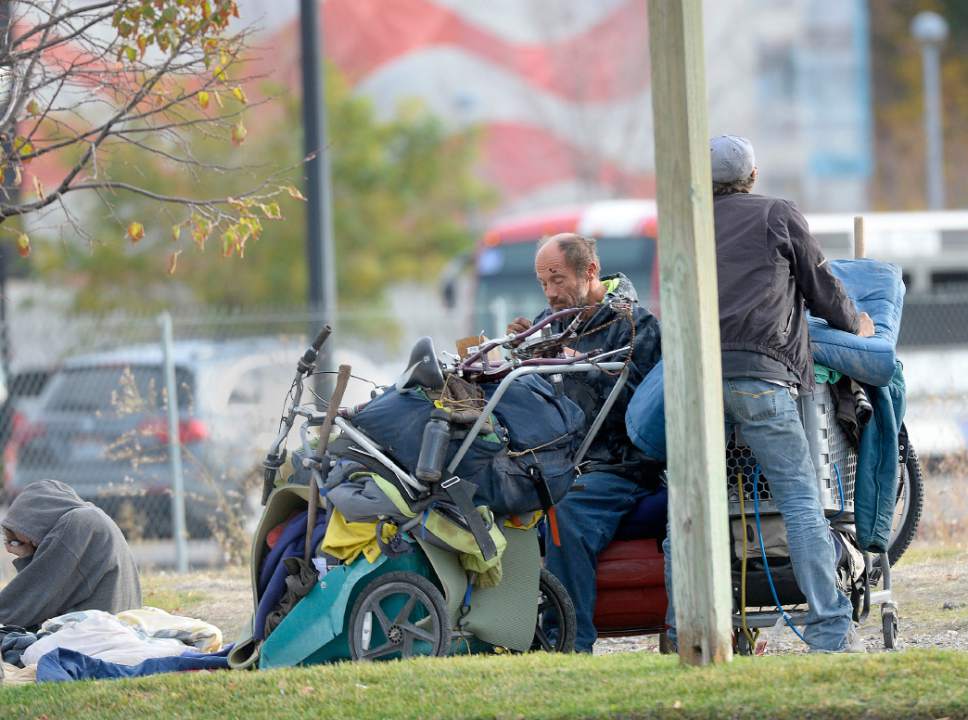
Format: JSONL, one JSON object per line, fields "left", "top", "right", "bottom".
{"left": 647, "top": 0, "right": 733, "bottom": 665}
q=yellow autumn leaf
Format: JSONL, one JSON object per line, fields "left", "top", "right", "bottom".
{"left": 16, "top": 233, "right": 30, "bottom": 258}
{"left": 213, "top": 65, "right": 226, "bottom": 82}
{"left": 26, "top": 99, "right": 40, "bottom": 116}
{"left": 127, "top": 221, "right": 145, "bottom": 243}
{"left": 284, "top": 185, "right": 307, "bottom": 201}
{"left": 172, "top": 224, "right": 182, "bottom": 242}
{"left": 260, "top": 202, "right": 282, "bottom": 220}
{"left": 197, "top": 91, "right": 210, "bottom": 109}
{"left": 231, "top": 86, "right": 247, "bottom": 104}
{"left": 14, "top": 136, "right": 34, "bottom": 157}
{"left": 231, "top": 120, "right": 247, "bottom": 146}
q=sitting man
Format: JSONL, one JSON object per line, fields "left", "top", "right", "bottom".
{"left": 507, "top": 233, "right": 662, "bottom": 652}
{"left": 1, "top": 479, "right": 142, "bottom": 630}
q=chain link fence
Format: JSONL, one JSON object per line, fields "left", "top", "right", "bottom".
{"left": 0, "top": 287, "right": 468, "bottom": 575}
{"left": 0, "top": 286, "right": 965, "bottom": 575}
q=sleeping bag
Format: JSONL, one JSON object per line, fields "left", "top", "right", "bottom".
{"left": 807, "top": 258, "right": 905, "bottom": 387}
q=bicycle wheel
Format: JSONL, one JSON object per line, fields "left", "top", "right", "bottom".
{"left": 531, "top": 569, "right": 576, "bottom": 652}
{"left": 886, "top": 438, "right": 924, "bottom": 567}
{"left": 348, "top": 571, "right": 452, "bottom": 660}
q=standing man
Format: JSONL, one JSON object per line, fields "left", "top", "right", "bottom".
{"left": 663, "top": 136, "right": 875, "bottom": 653}
{"left": 507, "top": 233, "right": 662, "bottom": 653}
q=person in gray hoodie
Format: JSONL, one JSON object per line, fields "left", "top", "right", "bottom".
{"left": 1, "top": 480, "right": 141, "bottom": 630}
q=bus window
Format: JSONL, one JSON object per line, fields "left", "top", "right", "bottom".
{"left": 473, "top": 235, "right": 656, "bottom": 337}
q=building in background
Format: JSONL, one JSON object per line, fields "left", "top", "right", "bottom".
{"left": 242, "top": 0, "right": 873, "bottom": 214}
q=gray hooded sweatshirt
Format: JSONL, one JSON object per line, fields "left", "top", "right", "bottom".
{"left": 0, "top": 480, "right": 141, "bottom": 629}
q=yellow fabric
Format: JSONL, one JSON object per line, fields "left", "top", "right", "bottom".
{"left": 602, "top": 277, "right": 620, "bottom": 296}
{"left": 370, "top": 475, "right": 417, "bottom": 519}
{"left": 322, "top": 509, "right": 397, "bottom": 564}
{"left": 504, "top": 510, "right": 543, "bottom": 531}
{"left": 116, "top": 606, "right": 223, "bottom": 653}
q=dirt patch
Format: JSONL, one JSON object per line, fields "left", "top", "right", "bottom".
{"left": 141, "top": 566, "right": 252, "bottom": 642}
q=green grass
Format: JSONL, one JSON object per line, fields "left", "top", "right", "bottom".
{"left": 139, "top": 577, "right": 210, "bottom": 615}
{"left": 895, "top": 542, "right": 967, "bottom": 567}
{"left": 3, "top": 649, "right": 966, "bottom": 719}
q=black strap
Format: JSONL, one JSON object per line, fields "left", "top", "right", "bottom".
{"left": 440, "top": 476, "right": 498, "bottom": 561}
{"left": 527, "top": 465, "right": 554, "bottom": 512}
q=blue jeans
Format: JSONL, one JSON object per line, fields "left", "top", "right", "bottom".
{"left": 544, "top": 471, "right": 651, "bottom": 652}
{"left": 663, "top": 378, "right": 853, "bottom": 652}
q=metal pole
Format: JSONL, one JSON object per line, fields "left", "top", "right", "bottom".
{"left": 911, "top": 11, "right": 948, "bottom": 210}
{"left": 921, "top": 44, "right": 944, "bottom": 209}
{"left": 159, "top": 312, "right": 188, "bottom": 573}
{"left": 300, "top": 0, "right": 336, "bottom": 392}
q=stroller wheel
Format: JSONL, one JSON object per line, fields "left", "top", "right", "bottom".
{"left": 348, "top": 571, "right": 452, "bottom": 660}
{"left": 882, "top": 606, "right": 899, "bottom": 650}
{"left": 531, "top": 569, "right": 577, "bottom": 653}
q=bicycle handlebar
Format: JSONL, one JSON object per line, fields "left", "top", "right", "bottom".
{"left": 312, "top": 324, "right": 333, "bottom": 352}
{"left": 459, "top": 306, "right": 588, "bottom": 370}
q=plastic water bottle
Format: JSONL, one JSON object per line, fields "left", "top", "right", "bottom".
{"left": 415, "top": 408, "right": 451, "bottom": 482}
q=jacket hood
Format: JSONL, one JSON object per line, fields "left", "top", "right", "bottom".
{"left": 2, "top": 480, "right": 90, "bottom": 545}
{"left": 601, "top": 273, "right": 639, "bottom": 304}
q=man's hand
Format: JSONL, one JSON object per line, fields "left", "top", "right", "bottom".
{"left": 4, "top": 529, "right": 35, "bottom": 559}
{"left": 506, "top": 316, "right": 532, "bottom": 337}
{"left": 857, "top": 312, "right": 875, "bottom": 338}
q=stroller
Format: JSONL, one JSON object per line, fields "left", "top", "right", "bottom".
{"left": 230, "top": 309, "right": 636, "bottom": 668}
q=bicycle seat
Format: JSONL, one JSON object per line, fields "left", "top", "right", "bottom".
{"left": 397, "top": 336, "right": 445, "bottom": 391}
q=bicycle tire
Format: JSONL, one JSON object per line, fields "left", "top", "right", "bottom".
{"left": 886, "top": 443, "right": 924, "bottom": 567}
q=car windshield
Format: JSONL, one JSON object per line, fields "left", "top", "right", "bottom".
{"left": 45, "top": 365, "right": 194, "bottom": 414}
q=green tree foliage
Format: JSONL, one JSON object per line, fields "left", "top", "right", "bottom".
{"left": 39, "top": 65, "right": 494, "bottom": 311}
{"left": 870, "top": 0, "right": 968, "bottom": 209}
{"left": 0, "top": 1, "right": 294, "bottom": 257}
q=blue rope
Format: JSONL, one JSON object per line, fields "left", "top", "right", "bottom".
{"left": 420, "top": 502, "right": 435, "bottom": 539}
{"left": 830, "top": 463, "right": 846, "bottom": 520}
{"left": 752, "top": 465, "right": 808, "bottom": 644}
{"left": 462, "top": 581, "right": 473, "bottom": 608}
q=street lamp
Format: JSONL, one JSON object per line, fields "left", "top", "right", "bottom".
{"left": 911, "top": 11, "right": 948, "bottom": 210}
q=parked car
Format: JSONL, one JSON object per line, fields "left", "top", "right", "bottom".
{"left": 0, "top": 367, "right": 53, "bottom": 503}
{"left": 5, "top": 339, "right": 304, "bottom": 537}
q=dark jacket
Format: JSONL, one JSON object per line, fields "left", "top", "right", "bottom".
{"left": 533, "top": 273, "right": 661, "bottom": 474}
{"left": 0, "top": 480, "right": 141, "bottom": 630}
{"left": 714, "top": 193, "right": 860, "bottom": 390}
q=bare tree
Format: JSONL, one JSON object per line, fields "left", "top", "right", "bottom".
{"left": 0, "top": 0, "right": 299, "bottom": 263}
